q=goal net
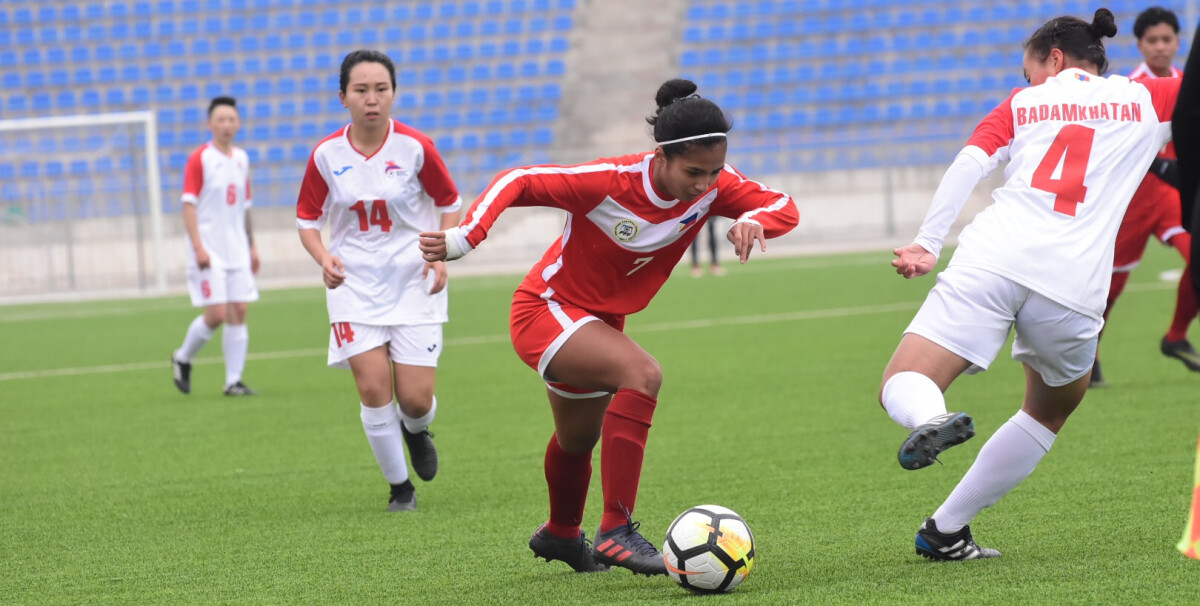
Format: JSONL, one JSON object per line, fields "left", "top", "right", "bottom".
{"left": 0, "top": 111, "right": 165, "bottom": 300}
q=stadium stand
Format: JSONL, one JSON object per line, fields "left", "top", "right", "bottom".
{"left": 0, "top": 0, "right": 577, "bottom": 215}
{"left": 679, "top": 0, "right": 1192, "bottom": 173}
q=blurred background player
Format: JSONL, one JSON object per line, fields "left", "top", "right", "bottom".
{"left": 881, "top": 9, "right": 1181, "bottom": 560}
{"left": 170, "top": 96, "right": 260, "bottom": 396}
{"left": 688, "top": 219, "right": 725, "bottom": 277}
{"left": 419, "top": 78, "right": 798, "bottom": 575}
{"left": 1093, "top": 6, "right": 1196, "bottom": 387}
{"left": 297, "top": 50, "right": 462, "bottom": 512}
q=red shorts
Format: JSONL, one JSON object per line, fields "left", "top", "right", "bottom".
{"left": 510, "top": 289, "right": 625, "bottom": 399}
{"left": 1113, "top": 177, "right": 1184, "bottom": 272}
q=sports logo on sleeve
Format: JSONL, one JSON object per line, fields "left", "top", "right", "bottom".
{"left": 613, "top": 219, "right": 640, "bottom": 241}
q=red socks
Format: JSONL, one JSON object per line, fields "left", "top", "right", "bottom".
{"left": 544, "top": 434, "right": 591, "bottom": 540}
{"left": 599, "top": 389, "right": 657, "bottom": 532}
{"left": 1168, "top": 261, "right": 1198, "bottom": 342}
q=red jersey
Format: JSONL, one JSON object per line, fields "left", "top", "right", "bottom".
{"left": 457, "top": 152, "right": 798, "bottom": 316}
{"left": 1117, "top": 66, "right": 1186, "bottom": 268}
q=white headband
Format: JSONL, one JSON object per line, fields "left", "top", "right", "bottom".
{"left": 655, "top": 132, "right": 728, "bottom": 146}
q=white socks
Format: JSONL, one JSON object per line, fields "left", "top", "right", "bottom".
{"left": 882, "top": 371, "right": 948, "bottom": 430}
{"left": 400, "top": 396, "right": 437, "bottom": 434}
{"left": 176, "top": 315, "right": 214, "bottom": 363}
{"left": 932, "top": 410, "right": 1057, "bottom": 533}
{"left": 361, "top": 402, "right": 410, "bottom": 485}
{"left": 222, "top": 323, "right": 249, "bottom": 387}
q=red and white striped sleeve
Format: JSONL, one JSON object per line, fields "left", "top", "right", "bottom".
{"left": 452, "top": 162, "right": 616, "bottom": 250}
{"left": 181, "top": 145, "right": 205, "bottom": 205}
{"left": 712, "top": 165, "right": 799, "bottom": 238}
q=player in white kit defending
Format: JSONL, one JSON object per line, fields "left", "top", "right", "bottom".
{"left": 171, "top": 96, "right": 260, "bottom": 396}
{"left": 297, "top": 51, "right": 463, "bottom": 511}
{"left": 877, "top": 9, "right": 1182, "bottom": 560}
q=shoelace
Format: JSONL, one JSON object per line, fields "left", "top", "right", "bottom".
{"left": 615, "top": 520, "right": 659, "bottom": 556}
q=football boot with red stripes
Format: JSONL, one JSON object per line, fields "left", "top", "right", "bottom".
{"left": 592, "top": 515, "right": 667, "bottom": 576}
{"left": 528, "top": 524, "right": 608, "bottom": 572}
{"left": 915, "top": 517, "right": 1001, "bottom": 561}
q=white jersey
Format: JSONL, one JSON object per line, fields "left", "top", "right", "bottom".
{"left": 181, "top": 143, "right": 252, "bottom": 270}
{"left": 297, "top": 120, "right": 462, "bottom": 326}
{"left": 916, "top": 68, "right": 1180, "bottom": 320}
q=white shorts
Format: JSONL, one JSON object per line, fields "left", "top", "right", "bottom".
{"left": 327, "top": 322, "right": 443, "bottom": 369}
{"left": 905, "top": 266, "right": 1103, "bottom": 387}
{"left": 186, "top": 266, "right": 259, "bottom": 307}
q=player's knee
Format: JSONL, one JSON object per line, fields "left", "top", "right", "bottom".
{"left": 622, "top": 356, "right": 662, "bottom": 396}
{"left": 395, "top": 392, "right": 433, "bottom": 418}
{"left": 204, "top": 308, "right": 226, "bottom": 328}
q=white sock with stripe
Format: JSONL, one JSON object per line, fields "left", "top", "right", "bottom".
{"left": 176, "top": 315, "right": 214, "bottom": 363}
{"left": 400, "top": 396, "right": 437, "bottom": 434}
{"left": 361, "top": 402, "right": 410, "bottom": 485}
{"left": 932, "top": 410, "right": 1056, "bottom": 533}
{"left": 222, "top": 323, "right": 248, "bottom": 387}
{"left": 882, "top": 371, "right": 947, "bottom": 430}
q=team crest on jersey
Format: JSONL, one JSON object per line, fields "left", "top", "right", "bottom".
{"left": 385, "top": 161, "right": 404, "bottom": 177}
{"left": 613, "top": 219, "right": 639, "bottom": 242}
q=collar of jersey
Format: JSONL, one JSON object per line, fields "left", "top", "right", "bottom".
{"left": 1056, "top": 67, "right": 1096, "bottom": 82}
{"left": 344, "top": 121, "right": 393, "bottom": 161}
{"left": 641, "top": 154, "right": 679, "bottom": 208}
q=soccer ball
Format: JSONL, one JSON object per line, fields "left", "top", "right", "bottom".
{"left": 662, "top": 504, "right": 755, "bottom": 593}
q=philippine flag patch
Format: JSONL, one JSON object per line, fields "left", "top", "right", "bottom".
{"left": 678, "top": 212, "right": 700, "bottom": 232}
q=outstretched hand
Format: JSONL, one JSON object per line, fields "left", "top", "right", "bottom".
{"left": 727, "top": 221, "right": 767, "bottom": 264}
{"left": 419, "top": 231, "right": 448, "bottom": 262}
{"left": 892, "top": 243, "right": 936, "bottom": 279}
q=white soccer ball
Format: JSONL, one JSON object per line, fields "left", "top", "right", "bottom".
{"left": 662, "top": 504, "right": 755, "bottom": 593}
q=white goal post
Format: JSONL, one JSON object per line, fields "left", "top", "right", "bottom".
{"left": 0, "top": 110, "right": 166, "bottom": 296}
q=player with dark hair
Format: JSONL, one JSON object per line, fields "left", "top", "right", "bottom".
{"left": 1092, "top": 5, "right": 1194, "bottom": 386}
{"left": 880, "top": 9, "right": 1182, "bottom": 560}
{"left": 419, "top": 78, "right": 798, "bottom": 575}
{"left": 297, "top": 50, "right": 462, "bottom": 512}
{"left": 171, "top": 95, "right": 260, "bottom": 396}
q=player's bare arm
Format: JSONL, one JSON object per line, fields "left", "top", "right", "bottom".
{"left": 298, "top": 228, "right": 345, "bottom": 289}
{"left": 246, "top": 210, "right": 260, "bottom": 274}
{"left": 181, "top": 202, "right": 210, "bottom": 269}
{"left": 727, "top": 221, "right": 766, "bottom": 263}
{"left": 892, "top": 243, "right": 936, "bottom": 279}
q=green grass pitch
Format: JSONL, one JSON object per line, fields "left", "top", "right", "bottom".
{"left": 1, "top": 244, "right": 1197, "bottom": 604}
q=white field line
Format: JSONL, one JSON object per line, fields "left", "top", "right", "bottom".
{"left": 0, "top": 255, "right": 887, "bottom": 324}
{"left": 0, "top": 301, "right": 921, "bottom": 382}
{"left": 0, "top": 280, "right": 1181, "bottom": 382}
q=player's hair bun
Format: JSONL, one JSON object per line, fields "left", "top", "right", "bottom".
{"left": 654, "top": 79, "right": 699, "bottom": 110}
{"left": 1089, "top": 8, "right": 1117, "bottom": 39}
